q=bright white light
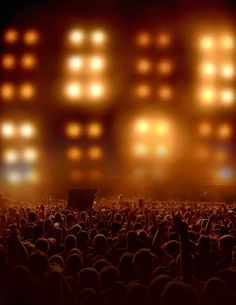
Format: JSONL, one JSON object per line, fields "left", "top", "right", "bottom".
{"left": 156, "top": 145, "right": 168, "bottom": 157}
{"left": 1, "top": 122, "right": 15, "bottom": 138}
{"left": 199, "top": 35, "right": 215, "bottom": 50}
{"left": 220, "top": 89, "right": 234, "bottom": 105}
{"left": 88, "top": 83, "right": 104, "bottom": 98}
{"left": 221, "top": 64, "right": 235, "bottom": 79}
{"left": 7, "top": 171, "right": 21, "bottom": 184}
{"left": 68, "top": 29, "right": 85, "bottom": 45}
{"left": 156, "top": 122, "right": 169, "bottom": 135}
{"left": 67, "top": 56, "right": 83, "bottom": 71}
{"left": 133, "top": 143, "right": 148, "bottom": 157}
{"left": 3, "top": 149, "right": 18, "bottom": 164}
{"left": 91, "top": 30, "right": 106, "bottom": 45}
{"left": 19, "top": 123, "right": 36, "bottom": 139}
{"left": 22, "top": 148, "right": 38, "bottom": 163}
{"left": 65, "top": 82, "right": 82, "bottom": 99}
{"left": 89, "top": 56, "right": 105, "bottom": 71}
{"left": 220, "top": 35, "right": 235, "bottom": 50}
{"left": 200, "top": 62, "right": 216, "bottom": 77}
{"left": 135, "top": 120, "right": 149, "bottom": 133}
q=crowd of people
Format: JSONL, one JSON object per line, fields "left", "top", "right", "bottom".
{"left": 0, "top": 195, "right": 236, "bottom": 305}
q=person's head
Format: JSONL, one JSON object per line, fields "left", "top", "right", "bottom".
{"left": 133, "top": 248, "right": 153, "bottom": 279}
{"left": 198, "top": 235, "right": 211, "bottom": 254}
{"left": 99, "top": 265, "right": 120, "bottom": 291}
{"left": 203, "top": 277, "right": 226, "bottom": 305}
{"left": 35, "top": 238, "right": 49, "bottom": 254}
{"left": 28, "top": 212, "right": 37, "bottom": 223}
{"left": 77, "top": 268, "right": 99, "bottom": 291}
{"left": 126, "top": 230, "right": 137, "bottom": 250}
{"left": 161, "top": 281, "right": 199, "bottom": 305}
{"left": 118, "top": 252, "right": 136, "bottom": 283}
{"left": 33, "top": 225, "right": 43, "bottom": 241}
{"left": 28, "top": 250, "right": 48, "bottom": 278}
{"left": 77, "top": 230, "right": 89, "bottom": 248}
{"left": 111, "top": 221, "right": 120, "bottom": 237}
{"left": 94, "top": 234, "right": 107, "bottom": 253}
{"left": 148, "top": 275, "right": 172, "bottom": 305}
{"left": 66, "top": 253, "right": 83, "bottom": 277}
{"left": 9, "top": 265, "right": 30, "bottom": 288}
{"left": 65, "top": 234, "right": 77, "bottom": 251}
{"left": 93, "top": 258, "right": 110, "bottom": 272}
{"left": 218, "top": 235, "right": 236, "bottom": 258}
{"left": 48, "top": 255, "right": 64, "bottom": 269}
{"left": 126, "top": 283, "right": 148, "bottom": 305}
{"left": 162, "top": 240, "right": 180, "bottom": 258}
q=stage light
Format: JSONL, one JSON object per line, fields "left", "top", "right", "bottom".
{"left": 21, "top": 54, "right": 37, "bottom": 69}
{"left": 220, "top": 89, "right": 234, "bottom": 105}
{"left": 156, "top": 144, "right": 168, "bottom": 157}
{"left": 3, "top": 149, "right": 18, "bottom": 164}
{"left": 136, "top": 84, "right": 151, "bottom": 98}
{"left": 156, "top": 33, "right": 171, "bottom": 47}
{"left": 157, "top": 85, "right": 172, "bottom": 100}
{"left": 135, "top": 119, "right": 149, "bottom": 134}
{"left": 2, "top": 54, "right": 16, "bottom": 69}
{"left": 91, "top": 30, "right": 106, "bottom": 45}
{"left": 88, "top": 83, "right": 104, "bottom": 99}
{"left": 199, "top": 35, "right": 215, "bottom": 50}
{"left": 67, "top": 56, "right": 83, "bottom": 72}
{"left": 65, "top": 82, "right": 82, "bottom": 99}
{"left": 87, "top": 122, "right": 103, "bottom": 138}
{"left": 198, "top": 122, "right": 212, "bottom": 137}
{"left": 88, "top": 146, "right": 103, "bottom": 160}
{"left": 156, "top": 122, "right": 169, "bottom": 135}
{"left": 20, "top": 83, "right": 35, "bottom": 99}
{"left": 89, "top": 56, "right": 105, "bottom": 72}
{"left": 217, "top": 167, "right": 234, "bottom": 181}
{"left": 218, "top": 123, "right": 232, "bottom": 139}
{"left": 65, "top": 122, "right": 82, "bottom": 138}
{"left": 200, "top": 62, "right": 216, "bottom": 77}
{"left": 22, "top": 147, "right": 38, "bottom": 163}
{"left": 68, "top": 29, "right": 85, "bottom": 46}
{"left": 196, "top": 146, "right": 210, "bottom": 159}
{"left": 136, "top": 32, "right": 151, "bottom": 47}
{"left": 7, "top": 171, "right": 21, "bottom": 184}
{"left": 1, "top": 83, "right": 15, "bottom": 100}
{"left": 23, "top": 29, "right": 39, "bottom": 45}
{"left": 89, "top": 169, "right": 102, "bottom": 180}
{"left": 26, "top": 171, "right": 39, "bottom": 183}
{"left": 67, "top": 146, "right": 83, "bottom": 161}
{"left": 136, "top": 59, "right": 152, "bottom": 74}
{"left": 70, "top": 169, "right": 83, "bottom": 181}
{"left": 156, "top": 60, "right": 173, "bottom": 75}
{"left": 19, "top": 123, "right": 36, "bottom": 139}
{"left": 220, "top": 35, "right": 234, "bottom": 50}
{"left": 199, "top": 87, "right": 216, "bottom": 105}
{"left": 221, "top": 64, "right": 235, "bottom": 79}
{"left": 133, "top": 143, "right": 148, "bottom": 157}
{"left": 1, "top": 122, "right": 15, "bottom": 138}
{"left": 4, "top": 29, "right": 18, "bottom": 44}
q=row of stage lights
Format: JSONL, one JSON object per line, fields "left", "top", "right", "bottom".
{"left": 3, "top": 29, "right": 39, "bottom": 45}
{"left": 135, "top": 32, "right": 172, "bottom": 48}
{"left": 64, "top": 82, "right": 105, "bottom": 100}
{"left": 70, "top": 168, "right": 103, "bottom": 181}
{"left": 1, "top": 54, "right": 37, "bottom": 70}
{"left": 67, "top": 29, "right": 106, "bottom": 47}
{"left": 198, "top": 122, "right": 233, "bottom": 139}
{"left": 135, "top": 58, "right": 174, "bottom": 75}
{"left": 1, "top": 122, "right": 37, "bottom": 139}
{"left": 0, "top": 83, "right": 35, "bottom": 101}
{"left": 2, "top": 147, "right": 38, "bottom": 164}
{"left": 134, "top": 83, "right": 173, "bottom": 100}
{"left": 198, "top": 88, "right": 235, "bottom": 107}
{"left": 4, "top": 170, "right": 39, "bottom": 184}
{"left": 66, "top": 55, "right": 106, "bottom": 73}
{"left": 65, "top": 122, "right": 103, "bottom": 138}
{"left": 67, "top": 146, "right": 103, "bottom": 161}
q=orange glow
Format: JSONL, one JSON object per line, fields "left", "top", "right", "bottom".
{"left": 68, "top": 29, "right": 85, "bottom": 46}
{"left": 89, "top": 56, "right": 105, "bottom": 72}
{"left": 6, "top": 171, "right": 21, "bottom": 184}
{"left": 133, "top": 143, "right": 148, "bottom": 157}
{"left": 89, "top": 170, "right": 102, "bottom": 180}
{"left": 200, "top": 62, "right": 216, "bottom": 77}
{"left": 26, "top": 171, "right": 39, "bottom": 183}
{"left": 88, "top": 146, "right": 103, "bottom": 160}
{"left": 135, "top": 119, "right": 150, "bottom": 134}
{"left": 135, "top": 84, "right": 151, "bottom": 98}
{"left": 65, "top": 82, "right": 82, "bottom": 99}
{"left": 136, "top": 58, "right": 152, "bottom": 74}
{"left": 220, "top": 89, "right": 234, "bottom": 105}
{"left": 2, "top": 54, "right": 16, "bottom": 69}
{"left": 1, "top": 83, "right": 15, "bottom": 100}
{"left": 218, "top": 124, "right": 232, "bottom": 139}
{"left": 196, "top": 146, "right": 210, "bottom": 159}
{"left": 157, "top": 85, "right": 172, "bottom": 100}
{"left": 215, "top": 150, "right": 227, "bottom": 162}
{"left": 88, "top": 83, "right": 104, "bottom": 99}
{"left": 65, "top": 122, "right": 82, "bottom": 138}
{"left": 199, "top": 87, "right": 216, "bottom": 105}
{"left": 70, "top": 169, "right": 83, "bottom": 181}
{"left": 90, "top": 30, "right": 106, "bottom": 45}
{"left": 220, "top": 35, "right": 235, "bottom": 50}
{"left": 67, "top": 147, "right": 83, "bottom": 161}
{"left": 156, "top": 33, "right": 171, "bottom": 47}
{"left": 221, "top": 64, "right": 235, "bottom": 79}
{"left": 4, "top": 29, "right": 18, "bottom": 43}
{"left": 156, "top": 60, "right": 173, "bottom": 75}
{"left": 20, "top": 83, "right": 35, "bottom": 99}
{"left": 87, "top": 122, "right": 103, "bottom": 138}
{"left": 156, "top": 122, "right": 169, "bottom": 135}
{"left": 156, "top": 144, "right": 168, "bottom": 157}
{"left": 1, "top": 122, "right": 16, "bottom": 138}
{"left": 199, "top": 35, "right": 215, "bottom": 50}
{"left": 23, "top": 30, "right": 39, "bottom": 45}
{"left": 198, "top": 122, "right": 212, "bottom": 137}
{"left": 66, "top": 56, "right": 83, "bottom": 72}
{"left": 21, "top": 54, "right": 37, "bottom": 69}
{"left": 3, "top": 149, "right": 18, "bottom": 164}
{"left": 136, "top": 32, "right": 151, "bottom": 47}
{"left": 22, "top": 148, "right": 38, "bottom": 163}
{"left": 19, "top": 123, "right": 36, "bottom": 139}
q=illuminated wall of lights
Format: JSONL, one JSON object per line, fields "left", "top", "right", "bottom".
{"left": 0, "top": 18, "right": 236, "bottom": 189}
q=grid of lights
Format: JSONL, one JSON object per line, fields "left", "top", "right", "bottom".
{"left": 3, "top": 28, "right": 40, "bottom": 45}
{"left": 66, "top": 145, "right": 104, "bottom": 161}
{"left": 134, "top": 31, "right": 174, "bottom": 102}
{"left": 65, "top": 121, "right": 103, "bottom": 138}
{"left": 0, "top": 83, "right": 36, "bottom": 101}
{"left": 197, "top": 33, "right": 235, "bottom": 108}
